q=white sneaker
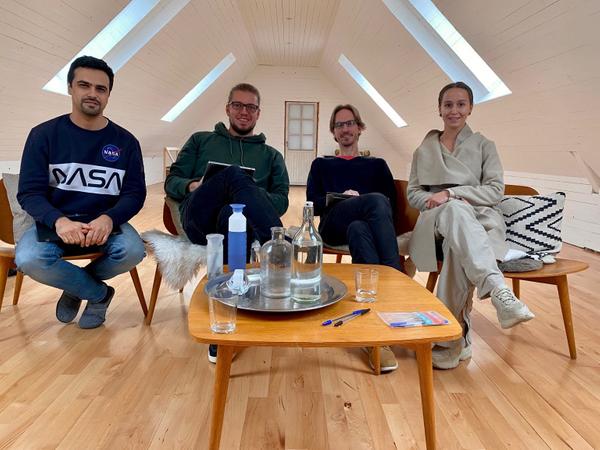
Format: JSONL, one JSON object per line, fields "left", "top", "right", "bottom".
{"left": 432, "top": 343, "right": 472, "bottom": 370}
{"left": 491, "top": 287, "right": 535, "bottom": 329}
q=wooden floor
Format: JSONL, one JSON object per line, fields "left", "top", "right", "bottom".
{"left": 1, "top": 184, "right": 599, "bottom": 449}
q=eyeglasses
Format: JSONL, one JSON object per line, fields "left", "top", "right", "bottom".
{"left": 333, "top": 119, "right": 357, "bottom": 129}
{"left": 228, "top": 101, "right": 260, "bottom": 113}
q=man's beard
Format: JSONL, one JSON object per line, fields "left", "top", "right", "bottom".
{"left": 80, "top": 100, "right": 102, "bottom": 117}
{"left": 230, "top": 121, "right": 255, "bottom": 136}
{"left": 338, "top": 133, "right": 357, "bottom": 146}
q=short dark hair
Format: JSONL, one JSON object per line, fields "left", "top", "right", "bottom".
{"left": 67, "top": 56, "right": 114, "bottom": 91}
{"left": 329, "top": 104, "right": 366, "bottom": 134}
{"left": 438, "top": 81, "right": 473, "bottom": 107}
{"left": 228, "top": 83, "right": 261, "bottom": 106}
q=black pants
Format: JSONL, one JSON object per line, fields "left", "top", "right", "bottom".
{"left": 182, "top": 166, "right": 282, "bottom": 261}
{"left": 319, "top": 193, "right": 402, "bottom": 270}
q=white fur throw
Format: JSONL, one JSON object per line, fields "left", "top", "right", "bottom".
{"left": 141, "top": 230, "right": 206, "bottom": 290}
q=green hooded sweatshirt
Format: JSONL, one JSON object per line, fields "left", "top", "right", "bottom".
{"left": 165, "top": 122, "right": 290, "bottom": 217}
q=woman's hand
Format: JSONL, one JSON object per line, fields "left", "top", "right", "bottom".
{"left": 426, "top": 190, "right": 450, "bottom": 209}
{"left": 343, "top": 189, "right": 359, "bottom": 196}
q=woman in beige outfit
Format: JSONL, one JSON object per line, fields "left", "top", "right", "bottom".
{"left": 407, "top": 82, "right": 534, "bottom": 369}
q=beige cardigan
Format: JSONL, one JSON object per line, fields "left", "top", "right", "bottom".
{"left": 407, "top": 125, "right": 508, "bottom": 272}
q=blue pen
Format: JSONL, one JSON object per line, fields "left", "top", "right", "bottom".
{"left": 322, "top": 308, "right": 370, "bottom": 326}
{"left": 334, "top": 308, "right": 370, "bottom": 327}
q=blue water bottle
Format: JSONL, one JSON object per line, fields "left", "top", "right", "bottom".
{"left": 228, "top": 204, "right": 247, "bottom": 271}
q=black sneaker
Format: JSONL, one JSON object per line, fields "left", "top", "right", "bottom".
{"left": 208, "top": 344, "right": 218, "bottom": 363}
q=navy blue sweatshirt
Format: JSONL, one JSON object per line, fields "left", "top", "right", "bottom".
{"left": 17, "top": 114, "right": 146, "bottom": 228}
{"left": 306, "top": 156, "right": 397, "bottom": 217}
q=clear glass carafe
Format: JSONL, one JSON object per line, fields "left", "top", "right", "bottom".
{"left": 260, "top": 227, "right": 292, "bottom": 298}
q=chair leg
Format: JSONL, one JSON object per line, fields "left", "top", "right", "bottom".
{"left": 129, "top": 267, "right": 148, "bottom": 316}
{"left": 336, "top": 254, "right": 343, "bottom": 263}
{"left": 512, "top": 279, "right": 520, "bottom": 298}
{"left": 145, "top": 265, "right": 163, "bottom": 325}
{"left": 556, "top": 275, "right": 577, "bottom": 359}
{"left": 426, "top": 272, "right": 438, "bottom": 293}
{"left": 12, "top": 271, "right": 24, "bottom": 305}
{"left": 0, "top": 257, "right": 10, "bottom": 311}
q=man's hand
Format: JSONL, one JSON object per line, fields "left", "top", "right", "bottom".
{"left": 55, "top": 217, "right": 88, "bottom": 245}
{"left": 342, "top": 189, "right": 360, "bottom": 196}
{"left": 425, "top": 190, "right": 450, "bottom": 209}
{"left": 188, "top": 179, "right": 202, "bottom": 192}
{"left": 84, "top": 214, "right": 114, "bottom": 247}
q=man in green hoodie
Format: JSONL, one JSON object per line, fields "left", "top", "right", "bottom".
{"left": 165, "top": 83, "right": 289, "bottom": 257}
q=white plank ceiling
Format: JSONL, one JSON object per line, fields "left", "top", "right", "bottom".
{"left": 1, "top": 0, "right": 600, "bottom": 183}
{"left": 238, "top": 0, "right": 340, "bottom": 67}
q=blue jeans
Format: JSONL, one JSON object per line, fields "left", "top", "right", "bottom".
{"left": 319, "top": 193, "right": 402, "bottom": 270}
{"left": 15, "top": 223, "right": 145, "bottom": 302}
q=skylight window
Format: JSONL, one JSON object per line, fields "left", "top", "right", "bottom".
{"left": 383, "top": 0, "right": 511, "bottom": 103}
{"left": 43, "top": 0, "right": 190, "bottom": 96}
{"left": 338, "top": 54, "right": 407, "bottom": 128}
{"left": 161, "top": 53, "right": 237, "bottom": 122}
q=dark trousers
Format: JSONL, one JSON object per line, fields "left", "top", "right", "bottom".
{"left": 319, "top": 193, "right": 402, "bottom": 270}
{"left": 182, "top": 166, "right": 282, "bottom": 260}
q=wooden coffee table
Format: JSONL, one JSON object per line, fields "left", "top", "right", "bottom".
{"left": 188, "top": 263, "right": 462, "bottom": 450}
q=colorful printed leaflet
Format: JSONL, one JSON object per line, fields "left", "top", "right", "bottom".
{"left": 377, "top": 311, "right": 449, "bottom": 328}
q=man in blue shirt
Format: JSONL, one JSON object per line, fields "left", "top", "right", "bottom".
{"left": 16, "top": 56, "right": 146, "bottom": 329}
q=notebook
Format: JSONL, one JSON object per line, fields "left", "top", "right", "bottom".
{"left": 325, "top": 192, "right": 354, "bottom": 208}
{"left": 203, "top": 161, "right": 255, "bottom": 183}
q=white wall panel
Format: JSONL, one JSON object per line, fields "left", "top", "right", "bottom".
{"left": 242, "top": 65, "right": 408, "bottom": 181}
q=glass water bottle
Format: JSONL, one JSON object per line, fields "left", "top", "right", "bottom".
{"left": 260, "top": 227, "right": 292, "bottom": 298}
{"left": 291, "top": 202, "right": 323, "bottom": 302}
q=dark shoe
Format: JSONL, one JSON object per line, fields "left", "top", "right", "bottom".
{"left": 8, "top": 268, "right": 17, "bottom": 277}
{"left": 78, "top": 286, "right": 115, "bottom": 329}
{"left": 56, "top": 291, "right": 82, "bottom": 323}
{"left": 208, "top": 344, "right": 218, "bottom": 363}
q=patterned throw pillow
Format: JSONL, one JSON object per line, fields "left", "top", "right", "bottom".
{"left": 499, "top": 192, "right": 566, "bottom": 254}
{"left": 2, "top": 173, "right": 35, "bottom": 243}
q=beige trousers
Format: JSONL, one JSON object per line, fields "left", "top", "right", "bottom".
{"left": 434, "top": 201, "right": 506, "bottom": 348}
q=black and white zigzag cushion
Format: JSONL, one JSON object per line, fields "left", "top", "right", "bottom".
{"left": 499, "top": 192, "right": 566, "bottom": 254}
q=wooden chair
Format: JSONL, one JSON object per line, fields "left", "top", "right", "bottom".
{"left": 0, "top": 179, "right": 148, "bottom": 315}
{"left": 145, "top": 200, "right": 182, "bottom": 325}
{"left": 422, "top": 184, "right": 589, "bottom": 359}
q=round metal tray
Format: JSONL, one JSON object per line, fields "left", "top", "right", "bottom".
{"left": 204, "top": 269, "right": 348, "bottom": 312}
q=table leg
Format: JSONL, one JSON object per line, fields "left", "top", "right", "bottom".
{"left": 556, "top": 275, "right": 577, "bottom": 359}
{"left": 373, "top": 347, "right": 381, "bottom": 375}
{"left": 209, "top": 345, "right": 234, "bottom": 450}
{"left": 415, "top": 343, "right": 436, "bottom": 450}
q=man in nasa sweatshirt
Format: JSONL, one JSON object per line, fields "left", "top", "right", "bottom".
{"left": 16, "top": 56, "right": 146, "bottom": 329}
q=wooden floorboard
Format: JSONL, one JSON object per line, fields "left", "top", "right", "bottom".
{"left": 0, "top": 184, "right": 599, "bottom": 449}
